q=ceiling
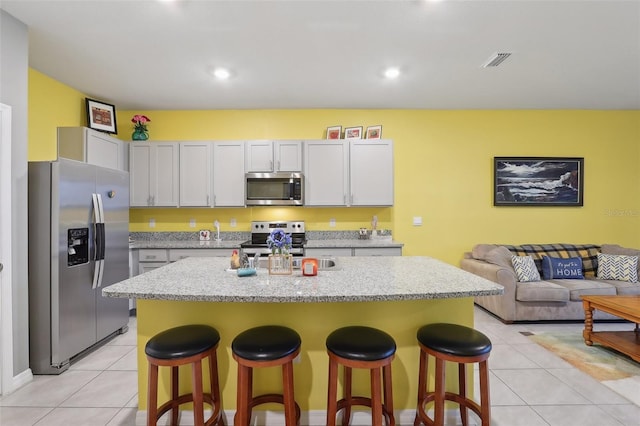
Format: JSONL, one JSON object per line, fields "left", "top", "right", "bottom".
{"left": 2, "top": 0, "right": 639, "bottom": 110}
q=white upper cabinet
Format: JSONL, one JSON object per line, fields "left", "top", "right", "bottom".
{"left": 129, "top": 142, "right": 179, "bottom": 207}
{"left": 349, "top": 140, "right": 394, "bottom": 206}
{"left": 57, "top": 127, "right": 128, "bottom": 171}
{"left": 213, "top": 141, "right": 245, "bottom": 207}
{"left": 179, "top": 142, "right": 212, "bottom": 207}
{"left": 303, "top": 140, "right": 349, "bottom": 206}
{"left": 246, "top": 140, "right": 302, "bottom": 172}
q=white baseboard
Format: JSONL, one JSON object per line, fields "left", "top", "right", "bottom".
{"left": 1, "top": 368, "right": 33, "bottom": 396}
{"left": 135, "top": 408, "right": 478, "bottom": 425}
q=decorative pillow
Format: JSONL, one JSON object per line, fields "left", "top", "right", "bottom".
{"left": 597, "top": 253, "right": 639, "bottom": 283}
{"left": 511, "top": 255, "right": 541, "bottom": 282}
{"left": 541, "top": 256, "right": 584, "bottom": 280}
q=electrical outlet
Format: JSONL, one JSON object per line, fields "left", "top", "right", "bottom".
{"left": 329, "top": 218, "right": 336, "bottom": 227}
{"left": 149, "top": 218, "right": 156, "bottom": 228}
{"left": 230, "top": 218, "right": 237, "bottom": 227}
{"left": 413, "top": 216, "right": 423, "bottom": 226}
{"left": 189, "top": 218, "right": 196, "bottom": 228}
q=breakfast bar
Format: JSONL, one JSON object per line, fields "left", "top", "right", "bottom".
{"left": 103, "top": 256, "right": 503, "bottom": 422}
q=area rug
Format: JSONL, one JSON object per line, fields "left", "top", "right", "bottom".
{"left": 528, "top": 331, "right": 640, "bottom": 406}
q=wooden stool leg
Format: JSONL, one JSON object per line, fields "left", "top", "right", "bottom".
{"left": 147, "top": 363, "right": 159, "bottom": 426}
{"left": 171, "top": 366, "right": 179, "bottom": 426}
{"left": 209, "top": 349, "right": 224, "bottom": 425}
{"left": 414, "top": 349, "right": 427, "bottom": 426}
{"left": 282, "top": 361, "right": 297, "bottom": 426}
{"left": 342, "top": 366, "right": 353, "bottom": 426}
{"left": 433, "top": 357, "right": 446, "bottom": 426}
{"left": 458, "top": 363, "right": 468, "bottom": 426}
{"left": 370, "top": 367, "right": 383, "bottom": 426}
{"left": 479, "top": 360, "right": 491, "bottom": 426}
{"left": 327, "top": 358, "right": 339, "bottom": 426}
{"left": 235, "top": 364, "right": 251, "bottom": 426}
{"left": 192, "top": 360, "right": 205, "bottom": 426}
{"left": 383, "top": 364, "right": 395, "bottom": 426}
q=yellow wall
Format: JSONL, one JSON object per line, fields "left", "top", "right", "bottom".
{"left": 28, "top": 69, "right": 640, "bottom": 265}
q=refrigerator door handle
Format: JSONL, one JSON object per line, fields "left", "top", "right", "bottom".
{"left": 91, "top": 193, "right": 105, "bottom": 289}
{"left": 96, "top": 194, "right": 106, "bottom": 287}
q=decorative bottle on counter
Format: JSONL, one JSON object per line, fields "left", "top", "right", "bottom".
{"left": 268, "top": 254, "right": 293, "bottom": 275}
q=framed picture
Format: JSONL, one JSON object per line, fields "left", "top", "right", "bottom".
{"left": 85, "top": 98, "right": 117, "bottom": 134}
{"left": 494, "top": 157, "right": 584, "bottom": 206}
{"left": 344, "top": 126, "right": 363, "bottom": 140}
{"left": 366, "top": 125, "right": 382, "bottom": 139}
{"left": 326, "top": 126, "right": 342, "bottom": 140}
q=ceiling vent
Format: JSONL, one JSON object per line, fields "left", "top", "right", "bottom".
{"left": 482, "top": 52, "right": 512, "bottom": 68}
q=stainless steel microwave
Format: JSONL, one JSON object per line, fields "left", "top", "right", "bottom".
{"left": 245, "top": 172, "right": 304, "bottom": 206}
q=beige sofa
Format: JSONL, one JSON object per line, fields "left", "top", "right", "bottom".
{"left": 461, "top": 243, "right": 640, "bottom": 323}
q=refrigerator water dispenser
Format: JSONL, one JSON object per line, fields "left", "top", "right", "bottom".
{"left": 68, "top": 227, "right": 89, "bottom": 266}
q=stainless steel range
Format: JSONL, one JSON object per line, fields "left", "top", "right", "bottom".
{"left": 240, "top": 221, "right": 306, "bottom": 257}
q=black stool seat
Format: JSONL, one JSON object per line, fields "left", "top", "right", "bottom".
{"left": 417, "top": 323, "right": 491, "bottom": 357}
{"left": 145, "top": 324, "right": 220, "bottom": 360}
{"left": 232, "top": 325, "right": 301, "bottom": 361}
{"left": 326, "top": 326, "right": 396, "bottom": 361}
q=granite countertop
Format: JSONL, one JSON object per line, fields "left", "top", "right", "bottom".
{"left": 304, "top": 239, "right": 403, "bottom": 248}
{"left": 103, "top": 256, "right": 503, "bottom": 303}
{"left": 130, "top": 239, "right": 403, "bottom": 250}
{"left": 129, "top": 240, "right": 243, "bottom": 250}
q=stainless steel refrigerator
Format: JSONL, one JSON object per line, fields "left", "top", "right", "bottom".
{"left": 28, "top": 158, "right": 130, "bottom": 374}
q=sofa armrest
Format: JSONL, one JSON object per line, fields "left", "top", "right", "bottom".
{"left": 461, "top": 258, "right": 517, "bottom": 321}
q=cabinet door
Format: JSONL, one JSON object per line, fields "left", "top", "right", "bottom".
{"left": 304, "top": 248, "right": 353, "bottom": 257}
{"left": 245, "top": 140, "right": 273, "bottom": 172}
{"left": 85, "top": 130, "right": 122, "bottom": 170}
{"left": 304, "top": 141, "right": 349, "bottom": 206}
{"left": 349, "top": 140, "right": 394, "bottom": 206}
{"left": 153, "top": 143, "right": 179, "bottom": 206}
{"left": 353, "top": 247, "right": 402, "bottom": 256}
{"left": 179, "top": 142, "right": 212, "bottom": 207}
{"left": 275, "top": 141, "right": 302, "bottom": 172}
{"left": 129, "top": 144, "right": 152, "bottom": 206}
{"left": 213, "top": 141, "right": 245, "bottom": 207}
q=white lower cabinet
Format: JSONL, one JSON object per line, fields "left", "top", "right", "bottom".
{"left": 169, "top": 249, "right": 229, "bottom": 261}
{"left": 304, "top": 248, "right": 353, "bottom": 257}
{"left": 135, "top": 248, "right": 231, "bottom": 276}
{"left": 353, "top": 247, "right": 402, "bottom": 256}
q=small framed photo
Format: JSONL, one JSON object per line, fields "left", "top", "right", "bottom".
{"left": 366, "top": 125, "right": 382, "bottom": 139}
{"left": 344, "top": 126, "right": 363, "bottom": 139}
{"left": 326, "top": 126, "right": 342, "bottom": 139}
{"left": 85, "top": 98, "right": 117, "bottom": 134}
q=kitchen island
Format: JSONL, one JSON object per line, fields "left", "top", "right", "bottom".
{"left": 103, "top": 256, "right": 503, "bottom": 423}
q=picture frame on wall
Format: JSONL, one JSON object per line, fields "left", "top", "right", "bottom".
{"left": 494, "top": 157, "right": 584, "bottom": 206}
{"left": 326, "top": 126, "right": 342, "bottom": 139}
{"left": 85, "top": 98, "right": 117, "bottom": 134}
{"left": 366, "top": 125, "right": 382, "bottom": 139}
{"left": 344, "top": 126, "right": 363, "bottom": 139}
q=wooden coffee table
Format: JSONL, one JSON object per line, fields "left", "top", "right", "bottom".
{"left": 581, "top": 295, "right": 640, "bottom": 362}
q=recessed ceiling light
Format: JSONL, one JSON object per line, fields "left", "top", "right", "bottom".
{"left": 212, "top": 68, "right": 231, "bottom": 80}
{"left": 384, "top": 67, "right": 400, "bottom": 79}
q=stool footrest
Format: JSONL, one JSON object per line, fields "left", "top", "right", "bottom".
{"left": 155, "top": 392, "right": 223, "bottom": 426}
{"left": 249, "top": 393, "right": 301, "bottom": 422}
{"left": 336, "top": 397, "right": 394, "bottom": 425}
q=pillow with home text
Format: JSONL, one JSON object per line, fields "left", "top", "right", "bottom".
{"left": 541, "top": 256, "right": 584, "bottom": 280}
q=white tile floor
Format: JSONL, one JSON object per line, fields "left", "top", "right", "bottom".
{"left": 1, "top": 308, "right": 639, "bottom": 426}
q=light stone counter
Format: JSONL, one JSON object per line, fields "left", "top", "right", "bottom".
{"left": 103, "top": 256, "right": 502, "bottom": 302}
{"left": 129, "top": 239, "right": 243, "bottom": 250}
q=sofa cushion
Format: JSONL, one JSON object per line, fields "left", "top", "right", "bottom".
{"left": 597, "top": 253, "right": 638, "bottom": 283}
{"left": 548, "top": 279, "right": 617, "bottom": 301}
{"left": 541, "top": 256, "right": 584, "bottom": 280}
{"left": 503, "top": 244, "right": 601, "bottom": 277}
{"left": 516, "top": 281, "right": 569, "bottom": 302}
{"left": 595, "top": 279, "right": 640, "bottom": 296}
{"left": 512, "top": 255, "right": 541, "bottom": 282}
{"left": 484, "top": 246, "right": 515, "bottom": 270}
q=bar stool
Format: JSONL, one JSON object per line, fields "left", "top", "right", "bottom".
{"left": 231, "top": 325, "right": 301, "bottom": 426}
{"left": 145, "top": 324, "right": 224, "bottom": 426}
{"left": 326, "top": 326, "right": 396, "bottom": 426}
{"left": 414, "top": 323, "right": 492, "bottom": 426}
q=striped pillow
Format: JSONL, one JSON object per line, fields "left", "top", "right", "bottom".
{"left": 597, "top": 253, "right": 638, "bottom": 283}
{"left": 512, "top": 255, "right": 541, "bottom": 282}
